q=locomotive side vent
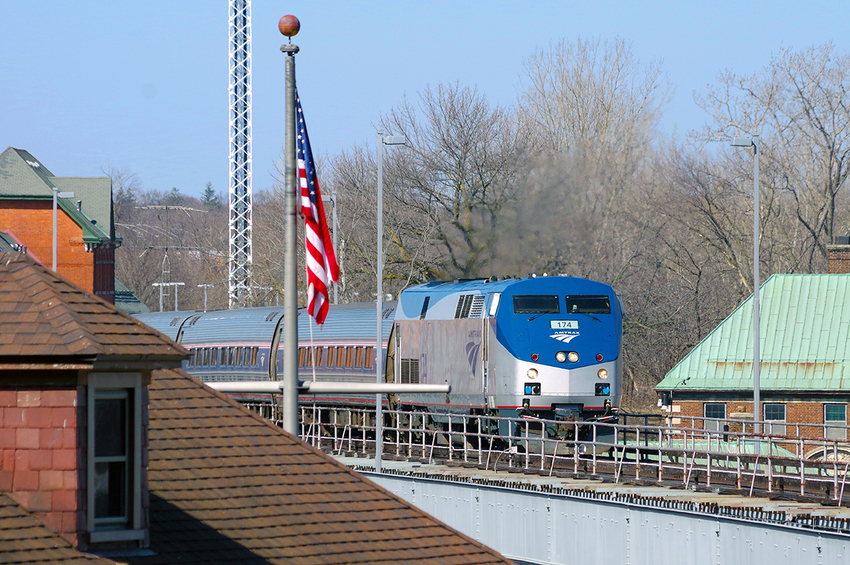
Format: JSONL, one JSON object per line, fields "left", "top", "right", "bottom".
{"left": 400, "top": 358, "right": 420, "bottom": 384}
{"left": 454, "top": 294, "right": 484, "bottom": 318}
{"left": 469, "top": 295, "right": 485, "bottom": 318}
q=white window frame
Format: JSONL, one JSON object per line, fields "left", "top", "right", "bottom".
{"left": 825, "top": 403, "right": 847, "bottom": 440}
{"left": 763, "top": 403, "right": 786, "bottom": 436}
{"left": 87, "top": 373, "right": 144, "bottom": 543}
{"left": 703, "top": 402, "right": 726, "bottom": 432}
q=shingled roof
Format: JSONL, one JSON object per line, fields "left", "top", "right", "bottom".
{"left": 0, "top": 251, "right": 511, "bottom": 564}
{"left": 0, "top": 494, "right": 115, "bottom": 565}
{"left": 0, "top": 252, "right": 185, "bottom": 361}
{"left": 124, "top": 370, "right": 512, "bottom": 565}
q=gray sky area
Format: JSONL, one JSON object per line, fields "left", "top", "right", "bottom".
{"left": 2, "top": 1, "right": 849, "bottom": 197}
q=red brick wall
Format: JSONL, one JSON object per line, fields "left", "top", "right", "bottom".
{"left": 0, "top": 201, "right": 94, "bottom": 293}
{"left": 0, "top": 388, "right": 82, "bottom": 546}
{"left": 672, "top": 399, "right": 843, "bottom": 438}
{"left": 827, "top": 245, "right": 850, "bottom": 274}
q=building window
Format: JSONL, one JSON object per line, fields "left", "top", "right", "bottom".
{"left": 94, "top": 390, "right": 129, "bottom": 523}
{"left": 763, "top": 403, "right": 786, "bottom": 436}
{"left": 703, "top": 403, "right": 726, "bottom": 432}
{"left": 87, "top": 373, "right": 144, "bottom": 543}
{"left": 825, "top": 404, "right": 847, "bottom": 440}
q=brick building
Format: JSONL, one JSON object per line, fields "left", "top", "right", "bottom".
{"left": 0, "top": 252, "right": 512, "bottom": 564}
{"left": 0, "top": 147, "right": 117, "bottom": 302}
{"left": 656, "top": 242, "right": 850, "bottom": 444}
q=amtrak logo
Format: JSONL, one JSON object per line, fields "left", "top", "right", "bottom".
{"left": 551, "top": 333, "right": 579, "bottom": 343}
{"left": 466, "top": 342, "right": 480, "bottom": 376}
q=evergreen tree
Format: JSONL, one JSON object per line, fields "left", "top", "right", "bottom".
{"left": 201, "top": 181, "right": 221, "bottom": 208}
{"left": 168, "top": 186, "right": 184, "bottom": 206}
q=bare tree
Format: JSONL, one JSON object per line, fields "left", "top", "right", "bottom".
{"left": 518, "top": 37, "right": 669, "bottom": 175}
{"left": 696, "top": 43, "right": 850, "bottom": 268}
{"left": 377, "top": 83, "right": 529, "bottom": 279}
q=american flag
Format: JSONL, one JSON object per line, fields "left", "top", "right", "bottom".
{"left": 297, "top": 95, "right": 339, "bottom": 324}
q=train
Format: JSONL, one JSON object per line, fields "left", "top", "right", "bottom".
{"left": 135, "top": 275, "right": 622, "bottom": 439}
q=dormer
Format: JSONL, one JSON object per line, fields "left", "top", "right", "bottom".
{"left": 0, "top": 253, "right": 187, "bottom": 551}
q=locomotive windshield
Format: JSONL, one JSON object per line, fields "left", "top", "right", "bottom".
{"left": 513, "top": 295, "right": 560, "bottom": 314}
{"left": 564, "top": 295, "right": 610, "bottom": 314}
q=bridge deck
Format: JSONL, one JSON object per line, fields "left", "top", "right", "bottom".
{"left": 335, "top": 454, "right": 850, "bottom": 565}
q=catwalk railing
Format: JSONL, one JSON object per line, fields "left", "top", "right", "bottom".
{"left": 244, "top": 403, "right": 850, "bottom": 502}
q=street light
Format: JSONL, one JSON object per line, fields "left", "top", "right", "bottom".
{"left": 197, "top": 284, "right": 214, "bottom": 312}
{"left": 52, "top": 187, "right": 75, "bottom": 271}
{"left": 731, "top": 135, "right": 761, "bottom": 434}
{"left": 376, "top": 130, "right": 407, "bottom": 473}
{"left": 152, "top": 282, "right": 185, "bottom": 312}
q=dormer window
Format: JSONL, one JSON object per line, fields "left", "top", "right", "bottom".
{"left": 87, "top": 373, "right": 144, "bottom": 544}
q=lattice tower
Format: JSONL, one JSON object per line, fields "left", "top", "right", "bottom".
{"left": 228, "top": 0, "right": 253, "bottom": 308}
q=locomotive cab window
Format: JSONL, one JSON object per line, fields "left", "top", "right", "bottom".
{"left": 513, "top": 295, "right": 560, "bottom": 314}
{"left": 564, "top": 295, "right": 611, "bottom": 314}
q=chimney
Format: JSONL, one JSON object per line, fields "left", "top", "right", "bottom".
{"left": 827, "top": 236, "right": 850, "bottom": 273}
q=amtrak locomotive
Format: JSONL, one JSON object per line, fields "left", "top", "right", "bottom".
{"left": 135, "top": 275, "right": 622, "bottom": 435}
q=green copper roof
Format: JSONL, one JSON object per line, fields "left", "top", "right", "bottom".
{"left": 657, "top": 274, "right": 850, "bottom": 391}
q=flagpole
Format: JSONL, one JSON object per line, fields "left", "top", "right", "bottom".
{"left": 280, "top": 16, "right": 300, "bottom": 435}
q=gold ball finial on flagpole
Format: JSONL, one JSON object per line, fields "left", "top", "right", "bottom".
{"left": 279, "top": 15, "right": 300, "bottom": 42}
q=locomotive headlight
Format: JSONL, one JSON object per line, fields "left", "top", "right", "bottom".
{"left": 527, "top": 368, "right": 538, "bottom": 379}
{"left": 556, "top": 351, "right": 566, "bottom": 363}
{"left": 568, "top": 351, "right": 579, "bottom": 363}
{"left": 597, "top": 368, "right": 608, "bottom": 379}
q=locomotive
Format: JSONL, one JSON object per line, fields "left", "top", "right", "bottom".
{"left": 135, "top": 275, "right": 622, "bottom": 437}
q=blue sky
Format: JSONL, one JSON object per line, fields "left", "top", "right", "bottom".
{"left": 2, "top": 1, "right": 848, "bottom": 198}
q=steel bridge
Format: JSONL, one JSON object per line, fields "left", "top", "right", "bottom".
{"left": 246, "top": 403, "right": 850, "bottom": 564}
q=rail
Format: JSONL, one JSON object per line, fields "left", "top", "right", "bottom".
{"left": 242, "top": 403, "right": 850, "bottom": 503}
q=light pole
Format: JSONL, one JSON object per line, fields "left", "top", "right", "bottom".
{"left": 152, "top": 282, "right": 185, "bottom": 311}
{"left": 52, "top": 187, "right": 74, "bottom": 271}
{"left": 731, "top": 135, "right": 761, "bottom": 434}
{"left": 376, "top": 130, "right": 406, "bottom": 473}
{"left": 197, "top": 284, "right": 214, "bottom": 312}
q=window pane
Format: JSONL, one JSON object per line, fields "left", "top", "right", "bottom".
{"left": 364, "top": 347, "right": 374, "bottom": 369}
{"left": 704, "top": 403, "right": 726, "bottom": 420}
{"left": 564, "top": 295, "right": 611, "bottom": 314}
{"left": 314, "top": 347, "right": 323, "bottom": 366}
{"left": 825, "top": 404, "right": 846, "bottom": 422}
{"left": 355, "top": 347, "right": 363, "bottom": 367}
{"left": 513, "top": 295, "right": 559, "bottom": 314}
{"left": 764, "top": 403, "right": 786, "bottom": 421}
{"left": 94, "top": 461, "right": 126, "bottom": 519}
{"left": 95, "top": 398, "right": 126, "bottom": 458}
{"left": 327, "top": 347, "right": 335, "bottom": 367}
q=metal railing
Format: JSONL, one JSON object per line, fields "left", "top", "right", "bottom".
{"left": 242, "top": 402, "right": 850, "bottom": 502}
